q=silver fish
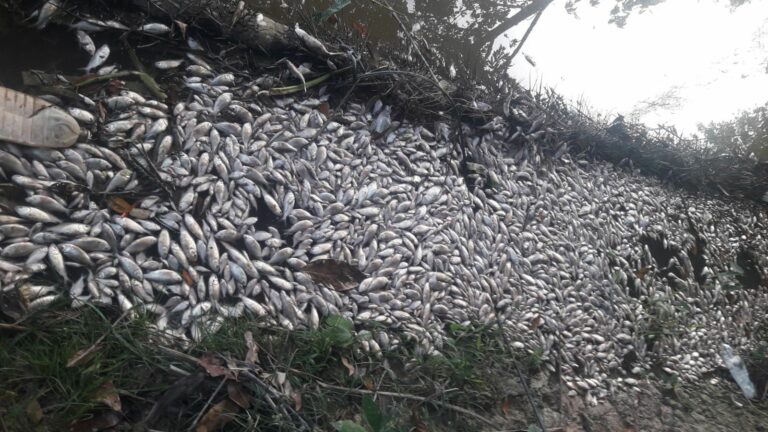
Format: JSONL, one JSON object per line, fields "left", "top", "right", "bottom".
{"left": 75, "top": 30, "right": 96, "bottom": 55}
{"left": 84, "top": 44, "right": 110, "bottom": 73}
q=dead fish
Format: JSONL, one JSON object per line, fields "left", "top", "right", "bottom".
{"left": 145, "top": 269, "right": 182, "bottom": 284}
{"left": 16, "top": 206, "right": 61, "bottom": 224}
{"left": 212, "top": 93, "right": 232, "bottom": 115}
{"left": 67, "top": 107, "right": 95, "bottom": 124}
{"left": 154, "top": 59, "right": 185, "bottom": 70}
{"left": 1, "top": 242, "right": 43, "bottom": 258}
{"left": 187, "top": 36, "right": 204, "bottom": 51}
{"left": 75, "top": 30, "right": 96, "bottom": 55}
{"left": 48, "top": 244, "right": 68, "bottom": 281}
{"left": 32, "top": 0, "right": 61, "bottom": 29}
{"left": 84, "top": 44, "right": 110, "bottom": 73}
{"left": 211, "top": 73, "right": 235, "bottom": 86}
{"left": 372, "top": 106, "right": 391, "bottom": 133}
{"left": 293, "top": 23, "right": 341, "bottom": 57}
{"left": 97, "top": 65, "right": 118, "bottom": 76}
{"left": 139, "top": 23, "right": 171, "bottom": 35}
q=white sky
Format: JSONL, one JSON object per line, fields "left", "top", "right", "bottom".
{"left": 501, "top": 0, "right": 768, "bottom": 135}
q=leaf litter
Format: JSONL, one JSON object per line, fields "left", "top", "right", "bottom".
{"left": 194, "top": 399, "right": 239, "bottom": 432}
{"left": 301, "top": 259, "right": 366, "bottom": 291}
{"left": 94, "top": 380, "right": 122, "bottom": 412}
{"left": 198, "top": 352, "right": 236, "bottom": 380}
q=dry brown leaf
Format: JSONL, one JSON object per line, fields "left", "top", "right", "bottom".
{"left": 410, "top": 411, "right": 428, "bottom": 432}
{"left": 195, "top": 399, "right": 239, "bottom": 432}
{"left": 70, "top": 411, "right": 121, "bottom": 432}
{"left": 291, "top": 391, "right": 302, "bottom": 412}
{"left": 301, "top": 259, "right": 366, "bottom": 292}
{"left": 198, "top": 352, "right": 235, "bottom": 380}
{"left": 341, "top": 356, "right": 355, "bottom": 376}
{"left": 94, "top": 380, "right": 122, "bottom": 412}
{"left": 635, "top": 266, "right": 651, "bottom": 279}
{"left": 361, "top": 375, "right": 375, "bottom": 391}
{"left": 26, "top": 398, "right": 42, "bottom": 425}
{"left": 107, "top": 196, "right": 135, "bottom": 215}
{"left": 181, "top": 270, "right": 194, "bottom": 286}
{"left": 412, "top": 420, "right": 428, "bottom": 432}
{"left": 244, "top": 331, "right": 259, "bottom": 364}
{"left": 530, "top": 315, "right": 542, "bottom": 331}
{"left": 500, "top": 397, "right": 510, "bottom": 416}
{"left": 224, "top": 355, "right": 240, "bottom": 380}
{"left": 318, "top": 101, "right": 330, "bottom": 115}
{"left": 227, "top": 382, "right": 250, "bottom": 409}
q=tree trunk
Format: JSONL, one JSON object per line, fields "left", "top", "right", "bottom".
{"left": 477, "top": 0, "right": 554, "bottom": 51}
{"left": 115, "top": 0, "right": 295, "bottom": 54}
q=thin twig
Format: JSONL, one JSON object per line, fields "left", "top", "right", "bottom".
{"left": 316, "top": 381, "right": 497, "bottom": 427}
{"left": 188, "top": 376, "right": 227, "bottom": 431}
{"left": 0, "top": 323, "right": 27, "bottom": 331}
{"left": 239, "top": 370, "right": 311, "bottom": 431}
{"left": 380, "top": 0, "right": 441, "bottom": 86}
{"left": 504, "top": 5, "right": 546, "bottom": 63}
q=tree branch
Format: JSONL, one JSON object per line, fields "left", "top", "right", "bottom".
{"left": 503, "top": 3, "right": 547, "bottom": 63}
{"left": 478, "top": 0, "right": 553, "bottom": 51}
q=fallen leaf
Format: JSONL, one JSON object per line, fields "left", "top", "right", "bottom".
{"left": 227, "top": 382, "right": 250, "bottom": 409}
{"left": 107, "top": 196, "right": 135, "bottom": 215}
{"left": 104, "top": 79, "right": 125, "bottom": 96}
{"left": 318, "top": 101, "right": 331, "bottom": 115}
{"left": 94, "top": 380, "right": 122, "bottom": 412}
{"left": 501, "top": 397, "right": 510, "bottom": 416}
{"left": 301, "top": 259, "right": 366, "bottom": 292}
{"left": 634, "top": 266, "right": 651, "bottom": 279}
{"left": 410, "top": 410, "right": 428, "bottom": 432}
{"left": 530, "top": 315, "right": 542, "bottom": 331}
{"left": 244, "top": 331, "right": 259, "bottom": 364}
{"left": 26, "top": 398, "right": 42, "bottom": 425}
{"left": 361, "top": 375, "right": 375, "bottom": 391}
{"left": 291, "top": 391, "right": 302, "bottom": 412}
{"left": 181, "top": 270, "right": 194, "bottom": 286}
{"left": 195, "top": 399, "right": 239, "bottom": 432}
{"left": 223, "top": 354, "right": 240, "bottom": 380}
{"left": 413, "top": 420, "right": 428, "bottom": 432}
{"left": 352, "top": 22, "right": 368, "bottom": 38}
{"left": 70, "top": 411, "right": 121, "bottom": 432}
{"left": 341, "top": 356, "right": 355, "bottom": 376}
{"left": 198, "top": 352, "right": 235, "bottom": 380}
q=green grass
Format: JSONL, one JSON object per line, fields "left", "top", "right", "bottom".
{"left": 0, "top": 305, "right": 166, "bottom": 430}
{"left": 0, "top": 303, "right": 541, "bottom": 432}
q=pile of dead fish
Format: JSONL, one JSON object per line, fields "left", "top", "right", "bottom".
{"left": 2, "top": 10, "right": 768, "bottom": 403}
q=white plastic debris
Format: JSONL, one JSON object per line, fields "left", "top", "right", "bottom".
{"left": 721, "top": 344, "right": 756, "bottom": 399}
